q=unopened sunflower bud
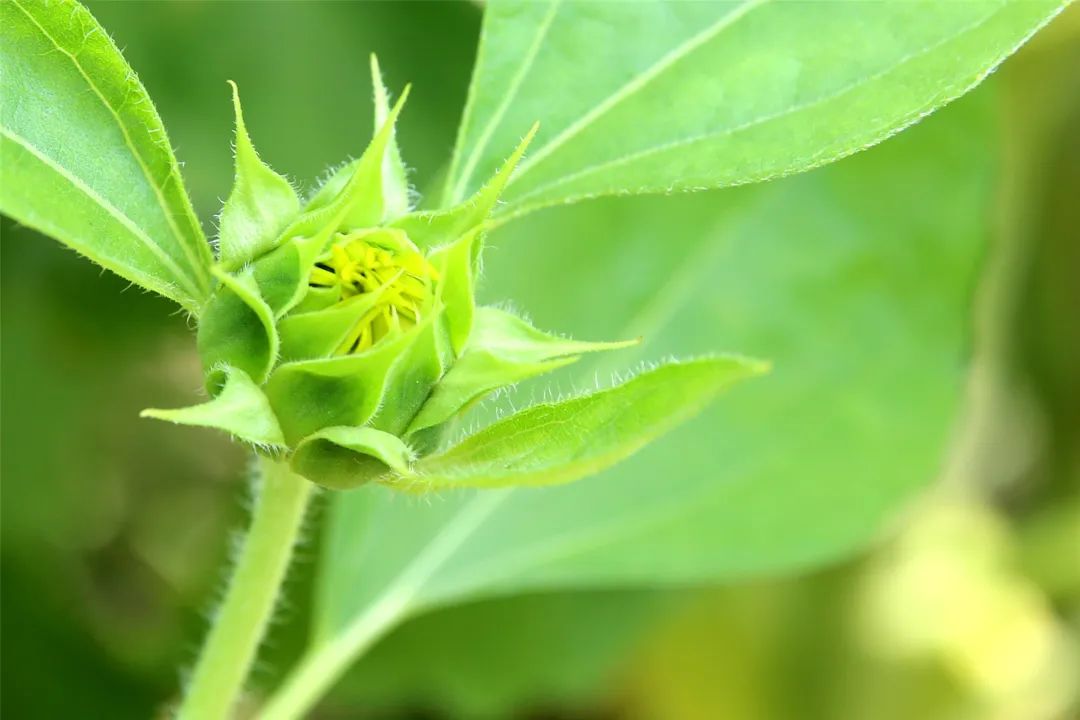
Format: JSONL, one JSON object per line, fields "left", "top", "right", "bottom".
{"left": 143, "top": 59, "right": 635, "bottom": 490}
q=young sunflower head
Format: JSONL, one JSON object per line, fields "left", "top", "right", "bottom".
{"left": 308, "top": 230, "right": 439, "bottom": 355}
{"left": 151, "top": 61, "right": 631, "bottom": 491}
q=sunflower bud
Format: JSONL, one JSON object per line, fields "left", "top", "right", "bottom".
{"left": 143, "top": 57, "right": 636, "bottom": 490}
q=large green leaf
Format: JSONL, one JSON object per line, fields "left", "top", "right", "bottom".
{"left": 0, "top": 0, "right": 212, "bottom": 313}
{"left": 444, "top": 0, "right": 1062, "bottom": 220}
{"left": 263, "top": 75, "right": 996, "bottom": 720}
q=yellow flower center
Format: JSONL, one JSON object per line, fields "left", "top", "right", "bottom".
{"left": 309, "top": 230, "right": 438, "bottom": 354}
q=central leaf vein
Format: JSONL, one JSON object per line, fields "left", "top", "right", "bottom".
{"left": 11, "top": 0, "right": 211, "bottom": 295}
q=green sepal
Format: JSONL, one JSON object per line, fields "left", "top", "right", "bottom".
{"left": 369, "top": 306, "right": 452, "bottom": 435}
{"left": 288, "top": 85, "right": 411, "bottom": 239}
{"left": 370, "top": 54, "right": 410, "bottom": 220}
{"left": 291, "top": 425, "right": 413, "bottom": 490}
{"left": 277, "top": 284, "right": 392, "bottom": 362}
{"left": 408, "top": 306, "right": 638, "bottom": 435}
{"left": 140, "top": 366, "right": 286, "bottom": 448}
{"left": 392, "top": 123, "right": 538, "bottom": 249}
{"left": 304, "top": 159, "right": 358, "bottom": 216}
{"left": 428, "top": 225, "right": 483, "bottom": 356}
{"left": 471, "top": 306, "right": 639, "bottom": 362}
{"left": 233, "top": 84, "right": 409, "bottom": 320}
{"left": 409, "top": 353, "right": 576, "bottom": 439}
{"left": 301, "top": 57, "right": 410, "bottom": 223}
{"left": 238, "top": 87, "right": 410, "bottom": 321}
{"left": 250, "top": 231, "right": 333, "bottom": 318}
{"left": 264, "top": 315, "right": 430, "bottom": 446}
{"left": 291, "top": 285, "right": 340, "bottom": 315}
{"left": 340, "top": 227, "right": 418, "bottom": 256}
{"left": 217, "top": 81, "right": 300, "bottom": 270}
{"left": 197, "top": 266, "right": 280, "bottom": 389}
{"left": 393, "top": 357, "right": 768, "bottom": 491}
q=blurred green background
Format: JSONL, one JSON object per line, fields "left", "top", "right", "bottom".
{"left": 2, "top": 2, "right": 1077, "bottom": 719}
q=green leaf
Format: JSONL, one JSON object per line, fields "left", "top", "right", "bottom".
{"left": 0, "top": 0, "right": 212, "bottom": 313}
{"left": 292, "top": 426, "right": 413, "bottom": 490}
{"left": 445, "top": 0, "right": 1063, "bottom": 220}
{"left": 282, "top": 89, "right": 996, "bottom": 713}
{"left": 217, "top": 81, "right": 300, "bottom": 270}
{"left": 396, "top": 357, "right": 764, "bottom": 491}
{"left": 408, "top": 306, "right": 637, "bottom": 435}
{"left": 329, "top": 590, "right": 666, "bottom": 717}
{"left": 140, "top": 366, "right": 285, "bottom": 448}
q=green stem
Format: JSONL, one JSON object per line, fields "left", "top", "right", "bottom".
{"left": 177, "top": 455, "right": 313, "bottom": 720}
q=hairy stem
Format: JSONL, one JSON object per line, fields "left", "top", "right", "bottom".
{"left": 177, "top": 455, "right": 313, "bottom": 720}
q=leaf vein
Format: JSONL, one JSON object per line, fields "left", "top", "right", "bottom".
{"left": 501, "top": 1, "right": 1008, "bottom": 215}
{"left": 11, "top": 0, "right": 211, "bottom": 295}
{"left": 447, "top": 0, "right": 563, "bottom": 205}
{"left": 510, "top": 0, "right": 769, "bottom": 182}
{"left": 1, "top": 126, "right": 199, "bottom": 304}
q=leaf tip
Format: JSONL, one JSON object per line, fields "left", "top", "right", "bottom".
{"left": 226, "top": 79, "right": 248, "bottom": 139}
{"left": 515, "top": 122, "right": 540, "bottom": 161}
{"left": 225, "top": 80, "right": 275, "bottom": 183}
{"left": 496, "top": 122, "right": 540, "bottom": 183}
{"left": 371, "top": 82, "right": 411, "bottom": 141}
{"left": 396, "top": 82, "right": 413, "bottom": 109}
{"left": 370, "top": 54, "right": 389, "bottom": 111}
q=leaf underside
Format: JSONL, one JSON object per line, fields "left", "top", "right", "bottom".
{"left": 0, "top": 0, "right": 212, "bottom": 312}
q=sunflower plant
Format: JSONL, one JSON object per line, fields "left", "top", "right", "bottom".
{"left": 2, "top": 0, "right": 1067, "bottom": 717}
{"left": 2, "top": 3, "right": 764, "bottom": 715}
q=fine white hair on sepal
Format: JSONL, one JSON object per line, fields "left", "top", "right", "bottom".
{"left": 305, "top": 156, "right": 355, "bottom": 204}
{"left": 209, "top": 195, "right": 228, "bottom": 253}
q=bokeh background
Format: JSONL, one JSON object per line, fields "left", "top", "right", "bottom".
{"left": 2, "top": 3, "right": 1077, "bottom": 719}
